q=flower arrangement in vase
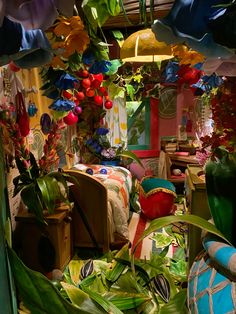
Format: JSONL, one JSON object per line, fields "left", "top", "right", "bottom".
{"left": 0, "top": 111, "right": 77, "bottom": 224}
{"left": 86, "top": 127, "right": 143, "bottom": 167}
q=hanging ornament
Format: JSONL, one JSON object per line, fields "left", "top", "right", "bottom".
{"left": 40, "top": 113, "right": 52, "bottom": 135}
{"left": 27, "top": 100, "right": 38, "bottom": 117}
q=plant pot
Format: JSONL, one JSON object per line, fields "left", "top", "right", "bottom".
{"left": 205, "top": 158, "right": 236, "bottom": 246}
{"left": 100, "top": 159, "right": 120, "bottom": 166}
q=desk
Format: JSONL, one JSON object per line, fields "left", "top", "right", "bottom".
{"left": 167, "top": 153, "right": 199, "bottom": 184}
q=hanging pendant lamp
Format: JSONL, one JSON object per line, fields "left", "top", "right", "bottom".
{"left": 120, "top": 28, "right": 173, "bottom": 63}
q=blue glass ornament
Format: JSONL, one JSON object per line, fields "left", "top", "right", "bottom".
{"left": 49, "top": 98, "right": 75, "bottom": 111}
{"left": 86, "top": 168, "right": 93, "bottom": 175}
{"left": 28, "top": 101, "right": 38, "bottom": 117}
{"left": 100, "top": 168, "right": 107, "bottom": 175}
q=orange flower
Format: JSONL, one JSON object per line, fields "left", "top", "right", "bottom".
{"left": 53, "top": 20, "right": 71, "bottom": 37}
{"left": 64, "top": 29, "right": 90, "bottom": 56}
{"left": 69, "top": 16, "right": 84, "bottom": 30}
{"left": 50, "top": 56, "right": 67, "bottom": 69}
{"left": 171, "top": 44, "right": 205, "bottom": 67}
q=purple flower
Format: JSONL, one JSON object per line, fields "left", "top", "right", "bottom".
{"left": 96, "top": 127, "right": 109, "bottom": 136}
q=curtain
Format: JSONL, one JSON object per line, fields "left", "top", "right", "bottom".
{"left": 105, "top": 94, "right": 128, "bottom": 147}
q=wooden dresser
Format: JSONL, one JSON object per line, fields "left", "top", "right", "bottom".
{"left": 184, "top": 165, "right": 211, "bottom": 268}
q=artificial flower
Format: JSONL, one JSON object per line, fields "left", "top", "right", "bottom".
{"left": 54, "top": 73, "right": 78, "bottom": 90}
{"left": 162, "top": 61, "right": 179, "bottom": 83}
{"left": 89, "top": 60, "right": 112, "bottom": 74}
{"left": 64, "top": 29, "right": 90, "bottom": 57}
{"left": 50, "top": 55, "right": 67, "bottom": 69}
{"left": 49, "top": 98, "right": 75, "bottom": 111}
{"left": 192, "top": 74, "right": 224, "bottom": 93}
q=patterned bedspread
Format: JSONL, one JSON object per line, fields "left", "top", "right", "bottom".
{"left": 72, "top": 164, "right": 132, "bottom": 241}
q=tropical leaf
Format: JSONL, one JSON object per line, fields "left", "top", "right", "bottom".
{"left": 7, "top": 247, "right": 84, "bottom": 314}
{"left": 20, "top": 184, "right": 45, "bottom": 224}
{"left": 133, "top": 214, "right": 231, "bottom": 254}
{"left": 61, "top": 282, "right": 106, "bottom": 314}
{"left": 106, "top": 243, "right": 129, "bottom": 282}
{"left": 68, "top": 259, "right": 84, "bottom": 286}
{"left": 36, "top": 176, "right": 60, "bottom": 214}
{"left": 105, "top": 291, "right": 151, "bottom": 310}
{"left": 82, "top": 286, "right": 123, "bottom": 314}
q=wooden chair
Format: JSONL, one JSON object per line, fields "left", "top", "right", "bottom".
{"left": 64, "top": 170, "right": 110, "bottom": 253}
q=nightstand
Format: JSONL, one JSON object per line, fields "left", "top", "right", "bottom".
{"left": 185, "top": 165, "right": 211, "bottom": 268}
{"left": 14, "top": 207, "right": 72, "bottom": 273}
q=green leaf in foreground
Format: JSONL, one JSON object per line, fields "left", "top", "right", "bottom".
{"left": 7, "top": 247, "right": 86, "bottom": 314}
{"left": 133, "top": 214, "right": 231, "bottom": 254}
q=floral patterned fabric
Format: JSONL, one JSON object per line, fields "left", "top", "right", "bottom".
{"left": 105, "top": 95, "right": 128, "bottom": 147}
{"left": 72, "top": 163, "right": 132, "bottom": 241}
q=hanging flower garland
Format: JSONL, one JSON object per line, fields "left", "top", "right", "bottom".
{"left": 46, "top": 15, "right": 90, "bottom": 70}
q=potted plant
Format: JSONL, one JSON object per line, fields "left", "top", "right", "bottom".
{"left": 0, "top": 112, "right": 76, "bottom": 224}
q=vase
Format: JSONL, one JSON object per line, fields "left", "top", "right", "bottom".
{"left": 205, "top": 157, "right": 236, "bottom": 246}
{"left": 100, "top": 159, "right": 120, "bottom": 166}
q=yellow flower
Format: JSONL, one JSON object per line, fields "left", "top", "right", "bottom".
{"left": 171, "top": 44, "right": 189, "bottom": 58}
{"left": 179, "top": 50, "right": 205, "bottom": 66}
{"left": 114, "top": 106, "right": 118, "bottom": 114}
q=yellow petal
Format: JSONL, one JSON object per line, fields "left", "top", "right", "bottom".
{"left": 69, "top": 16, "right": 84, "bottom": 30}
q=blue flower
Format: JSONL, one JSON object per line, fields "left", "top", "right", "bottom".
{"left": 54, "top": 73, "right": 78, "bottom": 90}
{"left": 89, "top": 61, "right": 112, "bottom": 74}
{"left": 162, "top": 61, "right": 179, "bottom": 83}
{"left": 49, "top": 98, "right": 75, "bottom": 111}
{"left": 86, "top": 138, "right": 94, "bottom": 146}
{"left": 192, "top": 73, "right": 223, "bottom": 93}
{"left": 82, "top": 50, "right": 96, "bottom": 65}
{"left": 96, "top": 127, "right": 109, "bottom": 136}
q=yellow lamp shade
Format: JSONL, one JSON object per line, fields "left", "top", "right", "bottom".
{"left": 120, "top": 28, "right": 173, "bottom": 62}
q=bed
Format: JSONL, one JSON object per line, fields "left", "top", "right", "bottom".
{"left": 65, "top": 164, "right": 132, "bottom": 252}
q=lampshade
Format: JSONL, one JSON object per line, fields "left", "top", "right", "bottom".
{"left": 120, "top": 28, "right": 173, "bottom": 62}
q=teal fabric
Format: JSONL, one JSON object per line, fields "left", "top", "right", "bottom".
{"left": 203, "top": 235, "right": 236, "bottom": 276}
{"left": 188, "top": 236, "right": 236, "bottom": 313}
{"left": 140, "top": 177, "right": 176, "bottom": 194}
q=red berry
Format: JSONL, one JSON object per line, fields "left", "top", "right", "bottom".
{"left": 105, "top": 100, "right": 113, "bottom": 109}
{"left": 9, "top": 61, "right": 20, "bottom": 72}
{"left": 98, "top": 86, "right": 108, "bottom": 96}
{"left": 82, "top": 78, "right": 91, "bottom": 89}
{"left": 62, "top": 90, "right": 72, "bottom": 99}
{"left": 76, "top": 91, "right": 85, "bottom": 101}
{"left": 93, "top": 73, "right": 103, "bottom": 82}
{"left": 86, "top": 88, "right": 95, "bottom": 97}
{"left": 91, "top": 79, "right": 101, "bottom": 89}
{"left": 94, "top": 95, "right": 103, "bottom": 106}
{"left": 63, "top": 111, "right": 78, "bottom": 125}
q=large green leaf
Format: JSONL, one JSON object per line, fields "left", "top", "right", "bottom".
{"left": 20, "top": 184, "right": 44, "bottom": 224}
{"left": 7, "top": 247, "right": 85, "bottom": 314}
{"left": 105, "top": 291, "right": 151, "bottom": 310}
{"left": 82, "top": 287, "right": 123, "bottom": 314}
{"left": 106, "top": 243, "right": 129, "bottom": 282}
{"left": 133, "top": 214, "right": 231, "bottom": 254}
{"left": 61, "top": 282, "right": 106, "bottom": 314}
{"left": 68, "top": 259, "right": 84, "bottom": 286}
{"left": 36, "top": 176, "right": 60, "bottom": 214}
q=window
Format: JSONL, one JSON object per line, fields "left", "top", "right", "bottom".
{"left": 127, "top": 97, "right": 159, "bottom": 158}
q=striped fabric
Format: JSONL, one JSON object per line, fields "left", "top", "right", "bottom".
{"left": 128, "top": 211, "right": 179, "bottom": 260}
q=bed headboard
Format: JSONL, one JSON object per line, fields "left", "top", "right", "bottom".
{"left": 65, "top": 170, "right": 110, "bottom": 252}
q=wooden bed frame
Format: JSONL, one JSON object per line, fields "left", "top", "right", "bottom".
{"left": 65, "top": 170, "right": 110, "bottom": 253}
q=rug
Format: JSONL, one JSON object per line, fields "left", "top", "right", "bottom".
{"left": 128, "top": 203, "right": 186, "bottom": 260}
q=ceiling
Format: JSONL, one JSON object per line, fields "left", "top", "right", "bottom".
{"left": 103, "top": 0, "right": 174, "bottom": 29}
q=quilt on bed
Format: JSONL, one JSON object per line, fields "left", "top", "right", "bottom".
{"left": 72, "top": 164, "right": 132, "bottom": 242}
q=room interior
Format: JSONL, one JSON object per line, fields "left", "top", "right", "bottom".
{"left": 1, "top": 1, "right": 236, "bottom": 313}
